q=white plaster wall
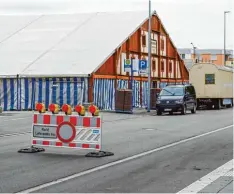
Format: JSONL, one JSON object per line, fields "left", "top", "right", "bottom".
{"left": 120, "top": 52, "right": 141, "bottom": 76}
{"left": 176, "top": 61, "right": 181, "bottom": 78}
{"left": 141, "top": 31, "right": 158, "bottom": 55}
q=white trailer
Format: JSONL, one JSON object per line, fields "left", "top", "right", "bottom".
{"left": 189, "top": 63, "right": 233, "bottom": 109}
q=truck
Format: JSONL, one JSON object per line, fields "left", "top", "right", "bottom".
{"left": 189, "top": 62, "right": 233, "bottom": 109}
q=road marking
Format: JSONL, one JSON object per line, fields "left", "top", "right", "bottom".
{"left": 1, "top": 117, "right": 31, "bottom": 123}
{"left": 0, "top": 131, "right": 31, "bottom": 138}
{"left": 16, "top": 124, "right": 233, "bottom": 193}
{"left": 177, "top": 159, "right": 233, "bottom": 193}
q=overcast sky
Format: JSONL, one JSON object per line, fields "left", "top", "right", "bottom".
{"left": 0, "top": 0, "right": 233, "bottom": 50}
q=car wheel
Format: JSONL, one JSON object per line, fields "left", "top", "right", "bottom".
{"left": 157, "top": 110, "right": 162, "bottom": 116}
{"left": 191, "top": 104, "right": 196, "bottom": 114}
{"left": 181, "top": 105, "right": 187, "bottom": 115}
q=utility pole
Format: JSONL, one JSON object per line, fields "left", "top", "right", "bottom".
{"left": 147, "top": 0, "right": 152, "bottom": 112}
{"left": 191, "top": 42, "right": 197, "bottom": 63}
{"left": 224, "top": 11, "right": 230, "bottom": 66}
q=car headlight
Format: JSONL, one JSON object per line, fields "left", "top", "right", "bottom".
{"left": 175, "top": 99, "right": 183, "bottom": 104}
{"left": 156, "top": 100, "right": 161, "bottom": 104}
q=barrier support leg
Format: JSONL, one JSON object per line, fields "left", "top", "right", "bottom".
{"left": 18, "top": 145, "right": 45, "bottom": 153}
{"left": 85, "top": 151, "right": 114, "bottom": 158}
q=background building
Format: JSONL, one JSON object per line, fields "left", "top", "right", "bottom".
{"left": 178, "top": 48, "right": 234, "bottom": 70}
{"left": 0, "top": 11, "right": 188, "bottom": 111}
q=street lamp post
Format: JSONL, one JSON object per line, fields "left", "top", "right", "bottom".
{"left": 147, "top": 0, "right": 152, "bottom": 112}
{"left": 224, "top": 11, "right": 230, "bottom": 66}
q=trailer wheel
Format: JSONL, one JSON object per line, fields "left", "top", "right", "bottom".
{"left": 214, "top": 99, "right": 221, "bottom": 110}
{"left": 207, "top": 105, "right": 213, "bottom": 110}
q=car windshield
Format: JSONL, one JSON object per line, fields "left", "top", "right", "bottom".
{"left": 159, "top": 87, "right": 184, "bottom": 96}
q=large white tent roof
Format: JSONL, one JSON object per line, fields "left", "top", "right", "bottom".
{"left": 0, "top": 11, "right": 150, "bottom": 77}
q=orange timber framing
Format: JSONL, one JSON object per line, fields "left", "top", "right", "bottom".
{"left": 88, "top": 14, "right": 189, "bottom": 102}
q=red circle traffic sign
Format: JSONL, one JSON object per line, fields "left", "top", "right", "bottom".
{"left": 56, "top": 121, "right": 76, "bottom": 143}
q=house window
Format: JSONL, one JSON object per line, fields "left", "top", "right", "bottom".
{"left": 169, "top": 62, "right": 172, "bottom": 72}
{"left": 152, "top": 60, "right": 156, "bottom": 71}
{"left": 161, "top": 60, "right": 164, "bottom": 72}
{"left": 205, "top": 74, "right": 215, "bottom": 84}
{"left": 142, "top": 35, "right": 146, "bottom": 47}
{"left": 161, "top": 38, "right": 164, "bottom": 51}
{"left": 181, "top": 54, "right": 185, "bottom": 59}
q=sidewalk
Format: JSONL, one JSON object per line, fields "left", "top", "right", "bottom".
{"left": 177, "top": 160, "right": 233, "bottom": 194}
{"left": 198, "top": 169, "right": 233, "bottom": 193}
{"left": 218, "top": 180, "right": 233, "bottom": 193}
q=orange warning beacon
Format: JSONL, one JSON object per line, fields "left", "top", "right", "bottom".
{"left": 49, "top": 103, "right": 60, "bottom": 114}
{"left": 62, "top": 104, "right": 72, "bottom": 115}
{"left": 35, "top": 102, "right": 46, "bottom": 113}
{"left": 75, "top": 104, "right": 85, "bottom": 116}
{"left": 88, "top": 104, "right": 99, "bottom": 116}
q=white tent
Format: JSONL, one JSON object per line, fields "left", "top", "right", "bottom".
{"left": 0, "top": 11, "right": 152, "bottom": 111}
{"left": 0, "top": 11, "right": 150, "bottom": 77}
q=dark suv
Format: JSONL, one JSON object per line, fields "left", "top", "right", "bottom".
{"left": 156, "top": 84, "right": 197, "bottom": 115}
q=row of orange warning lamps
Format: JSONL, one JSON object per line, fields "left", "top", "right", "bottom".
{"left": 35, "top": 103, "right": 99, "bottom": 116}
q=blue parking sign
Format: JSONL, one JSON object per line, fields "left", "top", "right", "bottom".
{"left": 139, "top": 60, "right": 147, "bottom": 70}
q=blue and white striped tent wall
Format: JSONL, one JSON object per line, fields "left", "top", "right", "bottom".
{"left": 0, "top": 77, "right": 88, "bottom": 111}
{"left": 93, "top": 78, "right": 149, "bottom": 111}
{"left": 93, "top": 79, "right": 115, "bottom": 110}
{"left": 117, "top": 79, "right": 128, "bottom": 89}
{"left": 142, "top": 81, "right": 148, "bottom": 107}
{"left": 0, "top": 78, "right": 18, "bottom": 111}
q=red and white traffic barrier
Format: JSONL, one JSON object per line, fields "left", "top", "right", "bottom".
{"left": 32, "top": 113, "right": 101, "bottom": 150}
{"left": 18, "top": 103, "right": 114, "bottom": 157}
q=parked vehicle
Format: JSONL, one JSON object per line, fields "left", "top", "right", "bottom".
{"left": 189, "top": 63, "right": 233, "bottom": 109}
{"left": 156, "top": 84, "right": 197, "bottom": 115}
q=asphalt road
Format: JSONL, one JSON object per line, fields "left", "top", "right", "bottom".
{"left": 0, "top": 108, "right": 233, "bottom": 193}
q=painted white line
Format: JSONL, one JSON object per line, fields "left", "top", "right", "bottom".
{"left": 0, "top": 131, "right": 31, "bottom": 138}
{"left": 1, "top": 117, "right": 31, "bottom": 123}
{"left": 177, "top": 159, "right": 233, "bottom": 193}
{"left": 16, "top": 124, "right": 233, "bottom": 193}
